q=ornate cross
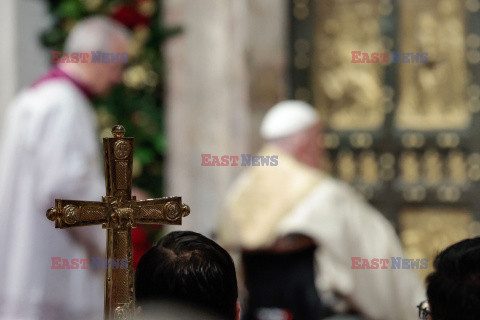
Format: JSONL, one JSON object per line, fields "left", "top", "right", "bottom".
{"left": 46, "top": 125, "right": 190, "bottom": 320}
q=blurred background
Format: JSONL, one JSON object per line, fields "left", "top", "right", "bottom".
{"left": 2, "top": 0, "right": 480, "bottom": 280}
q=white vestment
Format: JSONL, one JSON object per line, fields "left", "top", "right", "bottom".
{"left": 219, "top": 145, "right": 425, "bottom": 320}
{"left": 0, "top": 79, "right": 105, "bottom": 320}
{"left": 277, "top": 178, "right": 425, "bottom": 320}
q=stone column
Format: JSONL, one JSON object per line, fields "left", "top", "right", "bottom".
{"left": 0, "top": 0, "right": 17, "bottom": 123}
{"left": 17, "top": 1, "right": 51, "bottom": 89}
{"left": 164, "top": 0, "right": 250, "bottom": 235}
{"left": 0, "top": 0, "right": 50, "bottom": 124}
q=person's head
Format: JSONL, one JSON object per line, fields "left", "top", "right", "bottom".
{"left": 135, "top": 231, "right": 239, "bottom": 320}
{"left": 260, "top": 100, "right": 323, "bottom": 168}
{"left": 62, "top": 16, "right": 130, "bottom": 96}
{"left": 425, "top": 237, "right": 480, "bottom": 320}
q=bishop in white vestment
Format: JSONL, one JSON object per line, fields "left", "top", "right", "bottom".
{"left": 218, "top": 101, "right": 425, "bottom": 320}
{"left": 0, "top": 17, "right": 129, "bottom": 320}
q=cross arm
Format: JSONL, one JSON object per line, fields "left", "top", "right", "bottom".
{"left": 133, "top": 196, "right": 190, "bottom": 225}
{"left": 47, "top": 199, "right": 108, "bottom": 228}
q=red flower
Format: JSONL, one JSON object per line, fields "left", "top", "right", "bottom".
{"left": 110, "top": 3, "right": 151, "bottom": 29}
{"left": 132, "top": 225, "right": 154, "bottom": 269}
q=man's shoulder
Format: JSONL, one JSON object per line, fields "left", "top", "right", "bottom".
{"left": 13, "top": 79, "right": 87, "bottom": 114}
{"left": 32, "top": 79, "right": 87, "bottom": 104}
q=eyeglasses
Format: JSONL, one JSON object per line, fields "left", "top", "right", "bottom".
{"left": 417, "top": 300, "right": 431, "bottom": 320}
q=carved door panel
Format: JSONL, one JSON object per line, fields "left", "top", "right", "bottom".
{"left": 289, "top": 0, "right": 480, "bottom": 278}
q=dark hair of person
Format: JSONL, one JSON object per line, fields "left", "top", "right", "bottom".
{"left": 426, "top": 237, "right": 480, "bottom": 320}
{"left": 135, "top": 231, "right": 238, "bottom": 319}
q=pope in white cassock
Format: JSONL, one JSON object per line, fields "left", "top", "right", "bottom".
{"left": 0, "top": 17, "right": 130, "bottom": 320}
{"left": 218, "top": 101, "right": 426, "bottom": 320}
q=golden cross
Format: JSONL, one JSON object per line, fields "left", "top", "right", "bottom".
{"left": 46, "top": 125, "right": 190, "bottom": 320}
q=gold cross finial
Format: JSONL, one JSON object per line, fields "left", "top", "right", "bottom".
{"left": 46, "top": 125, "right": 190, "bottom": 320}
{"left": 112, "top": 125, "right": 126, "bottom": 138}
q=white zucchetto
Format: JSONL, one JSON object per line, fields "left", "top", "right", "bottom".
{"left": 260, "top": 100, "right": 320, "bottom": 140}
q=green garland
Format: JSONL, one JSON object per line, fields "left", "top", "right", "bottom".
{"left": 40, "top": 0, "right": 180, "bottom": 196}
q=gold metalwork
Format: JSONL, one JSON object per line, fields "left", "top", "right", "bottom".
{"left": 313, "top": 0, "right": 385, "bottom": 130}
{"left": 401, "top": 133, "right": 425, "bottom": 149}
{"left": 447, "top": 150, "right": 467, "bottom": 185}
{"left": 400, "top": 208, "right": 475, "bottom": 279}
{"left": 359, "top": 151, "right": 378, "bottom": 185}
{"left": 437, "top": 185, "right": 461, "bottom": 202}
{"left": 114, "top": 141, "right": 131, "bottom": 159}
{"left": 349, "top": 133, "right": 373, "bottom": 149}
{"left": 46, "top": 125, "right": 190, "bottom": 320}
{"left": 294, "top": 38, "right": 311, "bottom": 69}
{"left": 323, "top": 153, "right": 333, "bottom": 174}
{"left": 422, "top": 150, "right": 443, "bottom": 186}
{"left": 466, "top": 0, "right": 480, "bottom": 13}
{"left": 467, "top": 153, "right": 480, "bottom": 181}
{"left": 379, "top": 153, "right": 395, "bottom": 181}
{"left": 337, "top": 151, "right": 357, "bottom": 182}
{"left": 403, "top": 185, "right": 426, "bottom": 202}
{"left": 379, "top": 153, "right": 395, "bottom": 168}
{"left": 436, "top": 133, "right": 461, "bottom": 148}
{"left": 380, "top": 168, "right": 395, "bottom": 181}
{"left": 400, "top": 151, "right": 420, "bottom": 183}
{"left": 395, "top": 0, "right": 469, "bottom": 130}
{"left": 323, "top": 133, "right": 340, "bottom": 149}
{"left": 467, "top": 83, "right": 480, "bottom": 112}
{"left": 293, "top": 0, "right": 310, "bottom": 20}
{"left": 356, "top": 184, "right": 375, "bottom": 200}
{"left": 294, "top": 87, "right": 312, "bottom": 101}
